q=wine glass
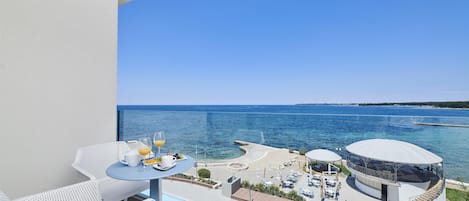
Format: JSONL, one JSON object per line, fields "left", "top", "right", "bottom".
{"left": 138, "top": 137, "right": 152, "bottom": 168}
{"left": 153, "top": 131, "right": 166, "bottom": 154}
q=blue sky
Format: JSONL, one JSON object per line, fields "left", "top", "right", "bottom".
{"left": 118, "top": 0, "right": 469, "bottom": 105}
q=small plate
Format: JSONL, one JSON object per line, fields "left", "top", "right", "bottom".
{"left": 176, "top": 154, "right": 187, "bottom": 161}
{"left": 153, "top": 162, "right": 176, "bottom": 171}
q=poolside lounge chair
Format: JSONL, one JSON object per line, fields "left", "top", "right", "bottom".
{"left": 72, "top": 141, "right": 149, "bottom": 201}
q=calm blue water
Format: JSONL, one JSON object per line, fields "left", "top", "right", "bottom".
{"left": 118, "top": 105, "right": 469, "bottom": 180}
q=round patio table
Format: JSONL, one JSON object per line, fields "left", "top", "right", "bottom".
{"left": 106, "top": 154, "right": 195, "bottom": 201}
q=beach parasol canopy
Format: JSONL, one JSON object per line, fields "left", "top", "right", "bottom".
{"left": 305, "top": 149, "right": 341, "bottom": 162}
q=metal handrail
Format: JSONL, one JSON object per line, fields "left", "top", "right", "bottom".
{"left": 347, "top": 161, "right": 397, "bottom": 181}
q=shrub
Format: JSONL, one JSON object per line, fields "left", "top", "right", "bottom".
{"left": 197, "top": 168, "right": 211, "bottom": 179}
{"left": 265, "top": 185, "right": 279, "bottom": 195}
{"left": 174, "top": 173, "right": 195, "bottom": 180}
{"left": 200, "top": 178, "right": 217, "bottom": 185}
{"left": 286, "top": 190, "right": 304, "bottom": 200}
{"left": 286, "top": 190, "right": 297, "bottom": 198}
{"left": 241, "top": 180, "right": 251, "bottom": 188}
{"left": 336, "top": 163, "right": 351, "bottom": 176}
{"left": 240, "top": 181, "right": 305, "bottom": 201}
{"left": 254, "top": 183, "right": 265, "bottom": 191}
{"left": 299, "top": 148, "right": 307, "bottom": 155}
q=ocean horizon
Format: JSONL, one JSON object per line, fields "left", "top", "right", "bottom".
{"left": 117, "top": 105, "right": 469, "bottom": 181}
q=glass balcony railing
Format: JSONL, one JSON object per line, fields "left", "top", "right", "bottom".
{"left": 346, "top": 161, "right": 397, "bottom": 182}
{"left": 116, "top": 106, "right": 469, "bottom": 181}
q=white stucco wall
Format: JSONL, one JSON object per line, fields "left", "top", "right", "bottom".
{"left": 398, "top": 181, "right": 429, "bottom": 201}
{"left": 355, "top": 179, "right": 381, "bottom": 199}
{"left": 0, "top": 0, "right": 117, "bottom": 198}
{"left": 387, "top": 185, "right": 399, "bottom": 201}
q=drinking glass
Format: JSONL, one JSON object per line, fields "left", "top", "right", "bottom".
{"left": 153, "top": 131, "right": 166, "bottom": 154}
{"left": 138, "top": 137, "right": 152, "bottom": 168}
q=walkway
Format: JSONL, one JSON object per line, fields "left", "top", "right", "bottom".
{"left": 232, "top": 188, "right": 289, "bottom": 201}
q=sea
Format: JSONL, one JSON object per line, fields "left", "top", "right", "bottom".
{"left": 117, "top": 105, "right": 469, "bottom": 181}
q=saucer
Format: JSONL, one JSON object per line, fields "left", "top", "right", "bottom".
{"left": 153, "top": 162, "right": 176, "bottom": 171}
{"left": 119, "top": 160, "right": 129, "bottom": 165}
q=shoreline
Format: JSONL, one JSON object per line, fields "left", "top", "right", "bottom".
{"left": 196, "top": 140, "right": 469, "bottom": 191}
{"left": 358, "top": 103, "right": 469, "bottom": 110}
{"left": 414, "top": 122, "right": 469, "bottom": 128}
{"left": 196, "top": 140, "right": 280, "bottom": 167}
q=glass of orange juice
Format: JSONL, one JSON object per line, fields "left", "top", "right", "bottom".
{"left": 138, "top": 137, "right": 152, "bottom": 168}
{"left": 153, "top": 131, "right": 166, "bottom": 154}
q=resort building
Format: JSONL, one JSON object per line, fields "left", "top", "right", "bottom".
{"left": 346, "top": 139, "right": 445, "bottom": 201}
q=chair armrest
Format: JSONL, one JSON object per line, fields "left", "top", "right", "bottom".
{"left": 0, "top": 190, "right": 11, "bottom": 201}
{"left": 71, "top": 163, "right": 97, "bottom": 180}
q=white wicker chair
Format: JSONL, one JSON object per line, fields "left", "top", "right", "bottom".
{"left": 72, "top": 142, "right": 149, "bottom": 201}
{"left": 1, "top": 181, "right": 155, "bottom": 201}
{"left": 0, "top": 190, "right": 10, "bottom": 201}
{"left": 13, "top": 180, "right": 102, "bottom": 201}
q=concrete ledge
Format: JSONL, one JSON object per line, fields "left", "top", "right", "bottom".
{"left": 446, "top": 179, "right": 469, "bottom": 191}
{"left": 165, "top": 177, "right": 219, "bottom": 189}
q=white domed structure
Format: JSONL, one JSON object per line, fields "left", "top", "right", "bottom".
{"left": 345, "top": 139, "right": 445, "bottom": 201}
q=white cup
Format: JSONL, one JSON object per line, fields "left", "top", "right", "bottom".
{"left": 124, "top": 150, "right": 140, "bottom": 167}
{"left": 161, "top": 155, "right": 176, "bottom": 168}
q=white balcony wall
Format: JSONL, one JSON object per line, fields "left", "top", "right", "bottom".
{"left": 0, "top": 0, "right": 117, "bottom": 198}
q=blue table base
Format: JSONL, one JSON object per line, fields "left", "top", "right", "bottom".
{"left": 150, "top": 179, "right": 162, "bottom": 200}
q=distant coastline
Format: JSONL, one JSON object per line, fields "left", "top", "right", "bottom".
{"left": 297, "top": 101, "right": 469, "bottom": 109}
{"left": 358, "top": 101, "right": 469, "bottom": 109}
